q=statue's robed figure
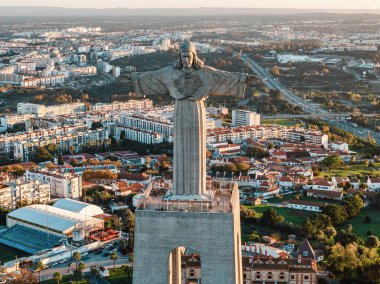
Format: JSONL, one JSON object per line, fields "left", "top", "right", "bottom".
{"left": 131, "top": 42, "right": 248, "bottom": 196}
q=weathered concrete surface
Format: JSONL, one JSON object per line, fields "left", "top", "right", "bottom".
{"left": 133, "top": 200, "right": 242, "bottom": 284}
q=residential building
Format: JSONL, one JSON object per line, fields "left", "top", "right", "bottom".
{"left": 287, "top": 200, "right": 326, "bottom": 212}
{"left": 367, "top": 177, "right": 380, "bottom": 191}
{"left": 297, "top": 239, "right": 324, "bottom": 262}
{"left": 243, "top": 256, "right": 318, "bottom": 284}
{"left": 232, "top": 110, "right": 260, "bottom": 127}
{"left": 91, "top": 99, "right": 153, "bottom": 112}
{"left": 5, "top": 179, "right": 50, "bottom": 209}
{"left": 25, "top": 170, "right": 82, "bottom": 199}
{"left": 331, "top": 141, "right": 349, "bottom": 152}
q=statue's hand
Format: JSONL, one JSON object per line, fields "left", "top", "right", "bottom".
{"left": 246, "top": 74, "right": 262, "bottom": 85}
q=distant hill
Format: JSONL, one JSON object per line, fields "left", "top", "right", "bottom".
{"left": 1, "top": 6, "right": 380, "bottom": 17}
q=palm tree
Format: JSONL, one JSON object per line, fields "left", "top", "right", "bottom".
{"left": 53, "top": 271, "right": 62, "bottom": 284}
{"left": 36, "top": 260, "right": 45, "bottom": 283}
{"left": 129, "top": 253, "right": 134, "bottom": 268}
{"left": 78, "top": 261, "right": 86, "bottom": 272}
{"left": 110, "top": 251, "right": 119, "bottom": 269}
{"left": 73, "top": 251, "right": 81, "bottom": 270}
{"left": 90, "top": 265, "right": 99, "bottom": 276}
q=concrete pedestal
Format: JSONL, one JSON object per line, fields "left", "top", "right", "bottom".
{"left": 133, "top": 193, "right": 242, "bottom": 284}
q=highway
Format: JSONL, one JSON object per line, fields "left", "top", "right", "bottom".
{"left": 242, "top": 55, "right": 328, "bottom": 115}
{"left": 241, "top": 54, "right": 380, "bottom": 143}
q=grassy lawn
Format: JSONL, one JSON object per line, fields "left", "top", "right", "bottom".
{"left": 266, "top": 193, "right": 340, "bottom": 205}
{"left": 0, "top": 244, "right": 29, "bottom": 263}
{"left": 246, "top": 205, "right": 313, "bottom": 225}
{"left": 320, "top": 163, "right": 380, "bottom": 178}
{"left": 106, "top": 267, "right": 132, "bottom": 284}
{"left": 41, "top": 275, "right": 87, "bottom": 284}
{"left": 261, "top": 119, "right": 300, "bottom": 127}
{"left": 350, "top": 206, "right": 380, "bottom": 238}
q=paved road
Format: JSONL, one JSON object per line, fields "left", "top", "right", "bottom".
{"left": 326, "top": 117, "right": 380, "bottom": 144}
{"left": 36, "top": 250, "right": 130, "bottom": 282}
{"left": 242, "top": 55, "right": 328, "bottom": 115}
{"left": 242, "top": 54, "right": 380, "bottom": 143}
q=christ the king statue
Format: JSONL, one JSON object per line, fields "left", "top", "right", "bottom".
{"left": 131, "top": 42, "right": 258, "bottom": 197}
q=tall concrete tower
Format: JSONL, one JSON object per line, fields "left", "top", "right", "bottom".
{"left": 132, "top": 42, "right": 249, "bottom": 284}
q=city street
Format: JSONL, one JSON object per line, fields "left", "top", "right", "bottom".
{"left": 36, "top": 250, "right": 130, "bottom": 282}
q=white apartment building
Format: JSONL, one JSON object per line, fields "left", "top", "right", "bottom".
{"left": 206, "top": 106, "right": 229, "bottom": 116}
{"left": 0, "top": 184, "right": 13, "bottom": 209}
{"left": 69, "top": 66, "right": 97, "bottom": 77}
{"left": 0, "top": 114, "right": 34, "bottom": 128}
{"left": 4, "top": 179, "right": 50, "bottom": 209}
{"left": 25, "top": 170, "right": 82, "bottom": 199}
{"left": 13, "top": 128, "right": 109, "bottom": 161}
{"left": 286, "top": 129, "right": 328, "bottom": 149}
{"left": 119, "top": 112, "right": 173, "bottom": 138}
{"left": 232, "top": 109, "right": 261, "bottom": 127}
{"left": 92, "top": 99, "right": 153, "bottom": 112}
{"left": 115, "top": 126, "right": 164, "bottom": 144}
{"left": 17, "top": 102, "right": 85, "bottom": 117}
{"left": 331, "top": 141, "right": 349, "bottom": 152}
{"left": 17, "top": 103, "right": 46, "bottom": 116}
{"left": 0, "top": 125, "right": 88, "bottom": 157}
{"left": 206, "top": 125, "right": 327, "bottom": 148}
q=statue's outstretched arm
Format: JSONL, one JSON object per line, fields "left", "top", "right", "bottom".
{"left": 208, "top": 69, "right": 261, "bottom": 98}
{"left": 208, "top": 69, "right": 248, "bottom": 98}
{"left": 131, "top": 70, "right": 169, "bottom": 97}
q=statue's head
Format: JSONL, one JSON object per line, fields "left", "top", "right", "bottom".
{"left": 176, "top": 42, "right": 204, "bottom": 70}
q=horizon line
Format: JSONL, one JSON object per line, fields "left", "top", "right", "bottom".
{"left": 1, "top": 5, "right": 379, "bottom": 10}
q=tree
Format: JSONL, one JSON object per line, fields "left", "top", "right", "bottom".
{"left": 235, "top": 162, "right": 250, "bottom": 172}
{"left": 110, "top": 251, "right": 119, "bottom": 269}
{"left": 322, "top": 155, "right": 344, "bottom": 169}
{"left": 302, "top": 218, "right": 315, "bottom": 238}
{"left": 53, "top": 271, "right": 62, "bottom": 284}
{"left": 326, "top": 243, "right": 361, "bottom": 276}
{"left": 323, "top": 204, "right": 348, "bottom": 225}
{"left": 34, "top": 147, "right": 52, "bottom": 163}
{"left": 261, "top": 208, "right": 284, "bottom": 225}
{"left": 81, "top": 93, "right": 89, "bottom": 100}
{"left": 10, "top": 270, "right": 38, "bottom": 284}
{"left": 36, "top": 260, "right": 45, "bottom": 283}
{"left": 366, "top": 235, "right": 379, "bottom": 248}
{"left": 57, "top": 154, "right": 64, "bottom": 165}
{"left": 344, "top": 195, "right": 364, "bottom": 218}
{"left": 159, "top": 161, "right": 169, "bottom": 172}
{"left": 325, "top": 226, "right": 337, "bottom": 240}
{"left": 73, "top": 251, "right": 81, "bottom": 270}
{"left": 70, "top": 158, "right": 79, "bottom": 167}
{"left": 78, "top": 261, "right": 86, "bottom": 272}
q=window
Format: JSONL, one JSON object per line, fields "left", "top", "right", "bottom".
{"left": 279, "top": 273, "right": 285, "bottom": 280}
{"left": 189, "top": 270, "right": 195, "bottom": 277}
{"left": 255, "top": 272, "right": 261, "bottom": 279}
{"left": 291, "top": 275, "right": 295, "bottom": 280}
{"left": 303, "top": 251, "right": 309, "bottom": 257}
{"left": 268, "top": 272, "right": 273, "bottom": 280}
{"left": 304, "top": 275, "right": 309, "bottom": 280}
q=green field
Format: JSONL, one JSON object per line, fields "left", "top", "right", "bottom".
{"left": 41, "top": 276, "right": 87, "bottom": 284}
{"left": 246, "top": 205, "right": 313, "bottom": 225}
{"left": 350, "top": 206, "right": 380, "bottom": 238}
{"left": 261, "top": 119, "right": 300, "bottom": 127}
{"left": 320, "top": 163, "right": 380, "bottom": 178}
{"left": 0, "top": 244, "right": 29, "bottom": 263}
{"left": 106, "top": 267, "right": 132, "bottom": 284}
{"left": 266, "top": 193, "right": 340, "bottom": 205}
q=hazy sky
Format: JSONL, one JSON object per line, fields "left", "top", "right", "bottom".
{"left": 2, "top": 0, "right": 380, "bottom": 9}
